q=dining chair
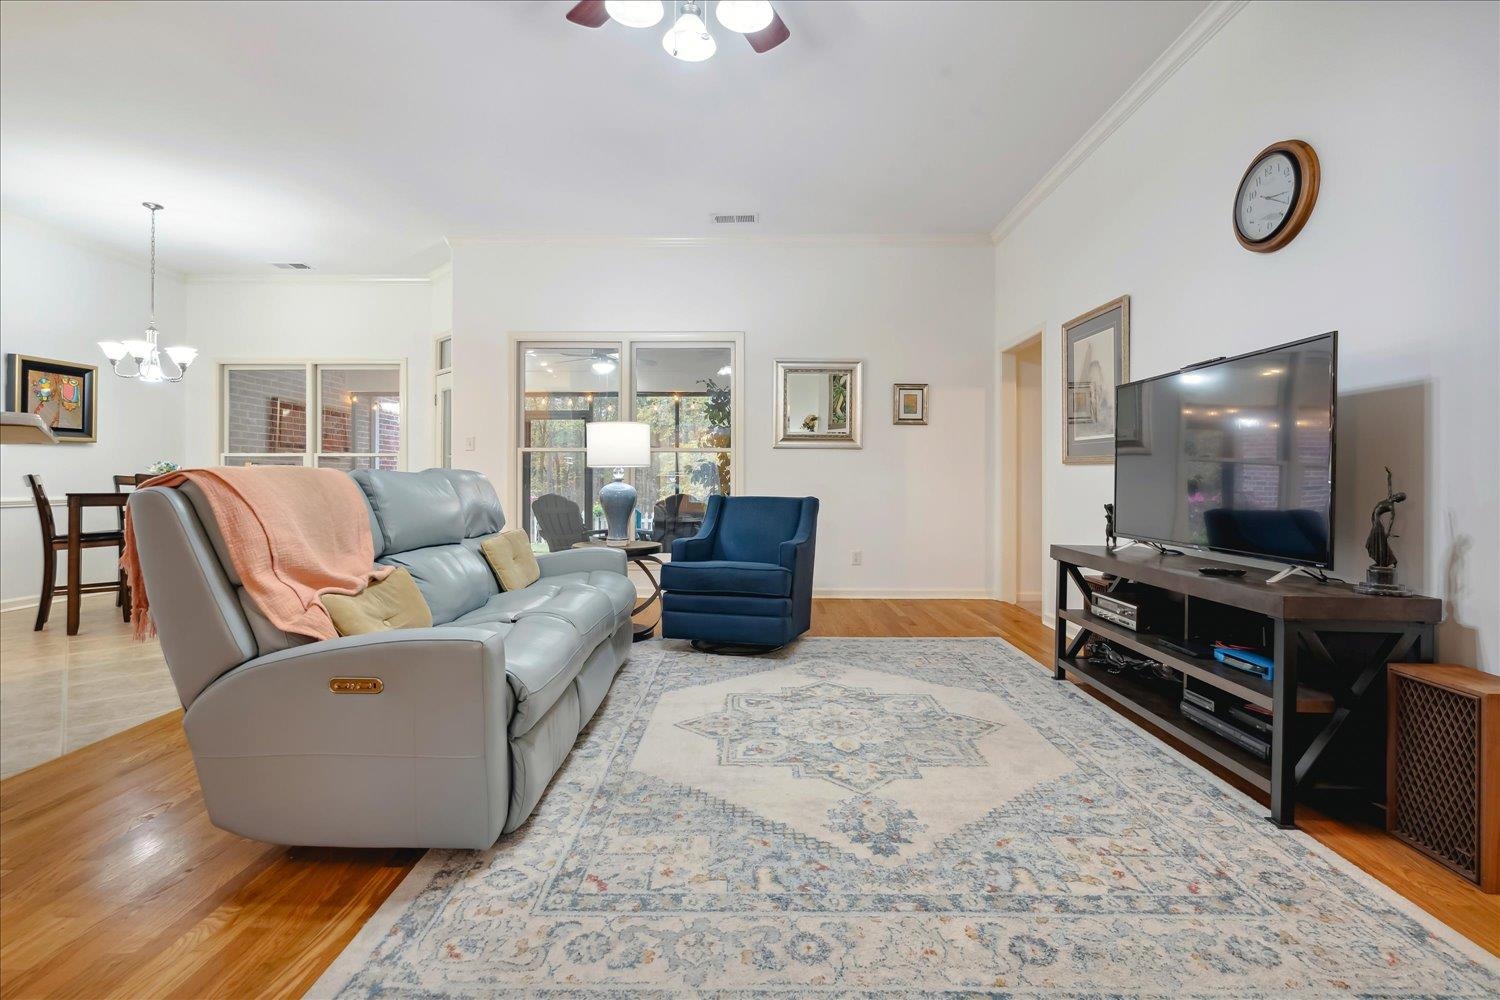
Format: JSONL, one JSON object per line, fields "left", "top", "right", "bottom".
{"left": 24, "top": 475, "right": 128, "bottom": 631}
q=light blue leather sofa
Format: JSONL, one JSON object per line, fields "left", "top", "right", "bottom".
{"left": 127, "top": 468, "right": 635, "bottom": 849}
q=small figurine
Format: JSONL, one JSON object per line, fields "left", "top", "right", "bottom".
{"left": 1104, "top": 502, "right": 1117, "bottom": 552}
{"left": 1355, "top": 467, "right": 1412, "bottom": 595}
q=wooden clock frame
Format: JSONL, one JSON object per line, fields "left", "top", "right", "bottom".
{"left": 1234, "top": 139, "right": 1320, "bottom": 253}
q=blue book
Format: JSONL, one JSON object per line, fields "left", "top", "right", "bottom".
{"left": 1214, "top": 647, "right": 1274, "bottom": 681}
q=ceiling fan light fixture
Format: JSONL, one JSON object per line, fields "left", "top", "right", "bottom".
{"left": 663, "top": 4, "right": 716, "bottom": 61}
{"left": 591, "top": 358, "right": 618, "bottom": 375}
{"left": 604, "top": 0, "right": 663, "bottom": 28}
{"left": 715, "top": 0, "right": 773, "bottom": 34}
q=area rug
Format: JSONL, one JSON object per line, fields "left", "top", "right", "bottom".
{"left": 309, "top": 638, "right": 1500, "bottom": 997}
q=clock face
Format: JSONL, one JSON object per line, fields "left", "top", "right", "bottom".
{"left": 1236, "top": 151, "right": 1299, "bottom": 242}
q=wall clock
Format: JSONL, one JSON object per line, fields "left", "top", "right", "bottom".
{"left": 1234, "top": 139, "right": 1320, "bottom": 253}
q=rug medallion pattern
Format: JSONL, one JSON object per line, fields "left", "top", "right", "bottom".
{"left": 312, "top": 639, "right": 1500, "bottom": 997}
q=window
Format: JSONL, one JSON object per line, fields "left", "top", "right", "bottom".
{"left": 516, "top": 338, "right": 738, "bottom": 550}
{"left": 220, "top": 361, "right": 405, "bottom": 469}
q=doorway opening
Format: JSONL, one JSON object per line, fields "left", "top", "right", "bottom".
{"left": 999, "top": 332, "right": 1044, "bottom": 616}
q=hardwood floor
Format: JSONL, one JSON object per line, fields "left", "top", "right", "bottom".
{"left": 1, "top": 599, "right": 1494, "bottom": 1000}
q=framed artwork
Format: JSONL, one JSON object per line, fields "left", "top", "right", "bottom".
{"left": 1061, "top": 295, "right": 1129, "bottom": 464}
{"left": 773, "top": 359, "right": 863, "bottom": 448}
{"left": 892, "top": 383, "right": 928, "bottom": 425}
{"left": 5, "top": 354, "right": 98, "bottom": 443}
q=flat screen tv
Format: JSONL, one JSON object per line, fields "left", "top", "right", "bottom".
{"left": 1113, "top": 332, "right": 1337, "bottom": 568}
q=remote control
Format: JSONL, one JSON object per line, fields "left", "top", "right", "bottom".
{"left": 1198, "top": 567, "right": 1246, "bottom": 577}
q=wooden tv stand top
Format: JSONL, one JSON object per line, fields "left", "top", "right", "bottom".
{"left": 1050, "top": 544, "right": 1441, "bottom": 623}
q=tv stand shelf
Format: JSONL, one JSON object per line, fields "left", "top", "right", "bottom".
{"left": 1051, "top": 544, "right": 1441, "bottom": 828}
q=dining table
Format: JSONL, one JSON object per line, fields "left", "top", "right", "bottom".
{"left": 63, "top": 473, "right": 156, "bottom": 635}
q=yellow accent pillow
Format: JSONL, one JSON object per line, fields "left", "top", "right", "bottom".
{"left": 323, "top": 568, "right": 432, "bottom": 636}
{"left": 481, "top": 530, "right": 542, "bottom": 591}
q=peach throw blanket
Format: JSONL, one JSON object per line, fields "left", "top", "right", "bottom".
{"left": 122, "top": 467, "right": 391, "bottom": 641}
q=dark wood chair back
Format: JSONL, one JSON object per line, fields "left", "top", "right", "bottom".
{"left": 113, "top": 475, "right": 138, "bottom": 531}
{"left": 23, "top": 474, "right": 57, "bottom": 544}
{"left": 530, "top": 493, "right": 605, "bottom": 552}
{"left": 651, "top": 492, "right": 706, "bottom": 546}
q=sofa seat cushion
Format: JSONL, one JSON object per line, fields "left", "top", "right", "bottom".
{"left": 502, "top": 614, "right": 590, "bottom": 737}
{"left": 515, "top": 584, "right": 614, "bottom": 650}
{"left": 448, "top": 584, "right": 565, "bottom": 626}
{"left": 661, "top": 560, "right": 792, "bottom": 597}
{"left": 543, "top": 571, "right": 636, "bottom": 629}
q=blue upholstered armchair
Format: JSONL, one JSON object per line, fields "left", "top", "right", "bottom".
{"left": 660, "top": 495, "right": 819, "bottom": 650}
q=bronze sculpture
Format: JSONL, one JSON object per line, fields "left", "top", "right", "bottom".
{"left": 1355, "top": 467, "right": 1412, "bottom": 595}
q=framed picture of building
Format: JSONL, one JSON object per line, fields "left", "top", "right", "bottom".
{"left": 1061, "top": 296, "right": 1129, "bottom": 464}
{"left": 5, "top": 354, "right": 98, "bottom": 443}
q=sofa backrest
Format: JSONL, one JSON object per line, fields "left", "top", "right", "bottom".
{"left": 711, "top": 495, "right": 811, "bottom": 564}
{"left": 350, "top": 468, "right": 506, "bottom": 624}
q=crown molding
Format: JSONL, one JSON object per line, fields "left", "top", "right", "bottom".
{"left": 181, "top": 272, "right": 432, "bottom": 285}
{"left": 446, "top": 232, "right": 991, "bottom": 250}
{"left": 1, "top": 210, "right": 187, "bottom": 279}
{"left": 989, "top": 0, "right": 1249, "bottom": 245}
{"left": 426, "top": 260, "right": 453, "bottom": 281}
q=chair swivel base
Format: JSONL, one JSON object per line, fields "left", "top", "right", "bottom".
{"left": 690, "top": 639, "right": 785, "bottom": 656}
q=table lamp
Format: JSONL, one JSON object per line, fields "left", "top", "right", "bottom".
{"left": 586, "top": 421, "right": 651, "bottom": 541}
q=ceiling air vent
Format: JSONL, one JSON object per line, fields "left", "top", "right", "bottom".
{"left": 710, "top": 213, "right": 759, "bottom": 225}
{"left": 271, "top": 262, "right": 312, "bottom": 270}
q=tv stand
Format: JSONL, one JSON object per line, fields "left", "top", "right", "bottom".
{"left": 1051, "top": 544, "right": 1441, "bottom": 828}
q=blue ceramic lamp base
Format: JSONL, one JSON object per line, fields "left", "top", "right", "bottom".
{"left": 599, "top": 473, "right": 637, "bottom": 542}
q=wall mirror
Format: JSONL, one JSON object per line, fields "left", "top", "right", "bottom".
{"left": 773, "top": 359, "right": 863, "bottom": 448}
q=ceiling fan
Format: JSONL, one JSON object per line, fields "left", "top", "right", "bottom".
{"left": 566, "top": 1, "right": 790, "bottom": 60}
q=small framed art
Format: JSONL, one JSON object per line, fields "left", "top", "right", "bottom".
{"left": 892, "top": 383, "right": 928, "bottom": 425}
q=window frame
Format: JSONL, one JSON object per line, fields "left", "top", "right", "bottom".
{"left": 510, "top": 333, "right": 744, "bottom": 537}
{"left": 217, "top": 359, "right": 408, "bottom": 470}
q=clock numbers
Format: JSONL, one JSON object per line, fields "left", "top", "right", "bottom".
{"left": 1236, "top": 151, "right": 1297, "bottom": 242}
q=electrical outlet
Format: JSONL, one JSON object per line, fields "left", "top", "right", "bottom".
{"left": 851, "top": 550, "right": 863, "bottom": 566}
{"left": 465, "top": 436, "right": 476, "bottom": 452}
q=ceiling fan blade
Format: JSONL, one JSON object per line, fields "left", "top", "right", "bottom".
{"left": 565, "top": 0, "right": 610, "bottom": 28}
{"left": 745, "top": 10, "right": 790, "bottom": 53}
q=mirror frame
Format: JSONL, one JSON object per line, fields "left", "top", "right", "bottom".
{"left": 773, "top": 359, "right": 863, "bottom": 449}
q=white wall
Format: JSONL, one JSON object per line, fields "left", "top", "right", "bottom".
{"left": 994, "top": 1, "right": 1499, "bottom": 669}
{"left": 0, "top": 214, "right": 188, "bottom": 606}
{"left": 182, "top": 279, "right": 439, "bottom": 470}
{"left": 451, "top": 239, "right": 996, "bottom": 596}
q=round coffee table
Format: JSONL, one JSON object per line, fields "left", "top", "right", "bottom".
{"left": 571, "top": 539, "right": 663, "bottom": 642}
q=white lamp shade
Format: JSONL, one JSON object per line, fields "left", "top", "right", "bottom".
{"left": 98, "top": 341, "right": 129, "bottom": 361}
{"left": 164, "top": 345, "right": 198, "bottom": 367}
{"left": 715, "top": 0, "right": 773, "bottom": 34}
{"left": 122, "top": 338, "right": 153, "bottom": 361}
{"left": 604, "top": 0, "right": 663, "bottom": 28}
{"left": 586, "top": 421, "right": 651, "bottom": 468}
{"left": 663, "top": 11, "right": 716, "bottom": 61}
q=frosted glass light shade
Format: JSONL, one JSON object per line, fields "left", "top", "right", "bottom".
{"left": 98, "top": 341, "right": 129, "bottom": 362}
{"left": 715, "top": 0, "right": 773, "bottom": 33}
{"left": 586, "top": 421, "right": 651, "bottom": 468}
{"left": 605, "top": 0, "right": 663, "bottom": 28}
{"left": 164, "top": 345, "right": 198, "bottom": 368}
{"left": 137, "top": 353, "right": 165, "bottom": 383}
{"left": 123, "top": 339, "right": 153, "bottom": 361}
{"left": 663, "top": 11, "right": 716, "bottom": 61}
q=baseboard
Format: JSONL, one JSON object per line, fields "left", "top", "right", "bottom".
{"left": 1, "top": 595, "right": 40, "bottom": 613}
{"left": 1016, "top": 590, "right": 1042, "bottom": 603}
{"left": 814, "top": 589, "right": 995, "bottom": 600}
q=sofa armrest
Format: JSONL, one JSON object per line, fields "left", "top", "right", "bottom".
{"left": 536, "top": 546, "right": 627, "bottom": 577}
{"left": 183, "top": 627, "right": 511, "bottom": 760}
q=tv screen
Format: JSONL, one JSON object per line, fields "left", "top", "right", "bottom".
{"left": 1114, "top": 332, "right": 1337, "bottom": 568}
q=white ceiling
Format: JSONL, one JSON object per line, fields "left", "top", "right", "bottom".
{"left": 0, "top": 1, "right": 1206, "bottom": 275}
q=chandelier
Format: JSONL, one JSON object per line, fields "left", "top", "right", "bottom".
{"left": 99, "top": 202, "right": 197, "bottom": 383}
{"left": 570, "top": 2, "right": 789, "bottom": 61}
